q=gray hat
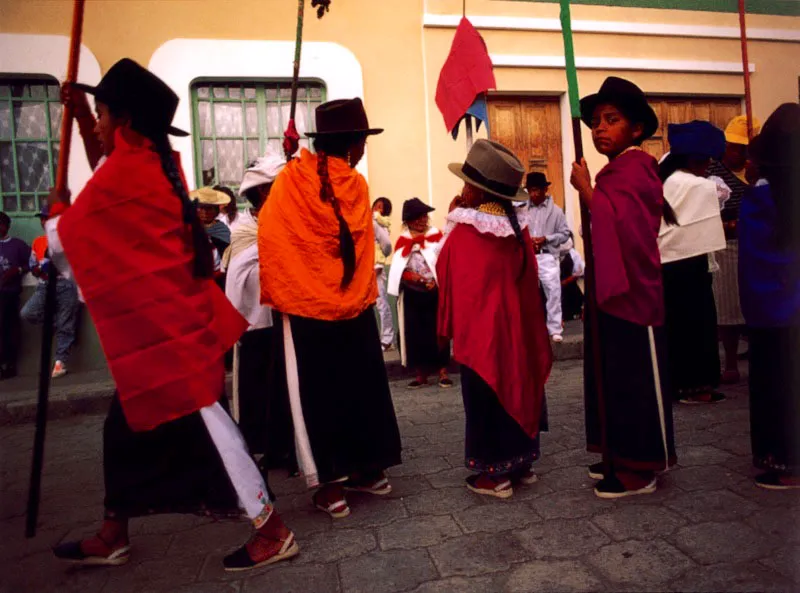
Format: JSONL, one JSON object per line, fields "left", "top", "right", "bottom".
{"left": 448, "top": 139, "right": 528, "bottom": 201}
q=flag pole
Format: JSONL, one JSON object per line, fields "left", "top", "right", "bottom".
{"left": 26, "top": 0, "right": 86, "bottom": 538}
{"left": 738, "top": 0, "right": 754, "bottom": 139}
{"left": 558, "top": 0, "right": 615, "bottom": 485}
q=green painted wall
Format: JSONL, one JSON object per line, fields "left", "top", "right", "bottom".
{"left": 504, "top": 0, "right": 800, "bottom": 16}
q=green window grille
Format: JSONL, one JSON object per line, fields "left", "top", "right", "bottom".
{"left": 0, "top": 76, "right": 62, "bottom": 217}
{"left": 190, "top": 80, "right": 326, "bottom": 197}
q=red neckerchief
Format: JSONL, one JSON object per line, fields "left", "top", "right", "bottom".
{"left": 395, "top": 231, "right": 443, "bottom": 257}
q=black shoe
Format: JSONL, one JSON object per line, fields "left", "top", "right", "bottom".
{"left": 588, "top": 462, "right": 604, "bottom": 480}
{"left": 754, "top": 472, "right": 800, "bottom": 490}
{"left": 53, "top": 540, "right": 131, "bottom": 566}
{"left": 594, "top": 475, "right": 656, "bottom": 499}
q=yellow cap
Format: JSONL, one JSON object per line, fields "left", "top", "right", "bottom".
{"left": 724, "top": 115, "right": 761, "bottom": 146}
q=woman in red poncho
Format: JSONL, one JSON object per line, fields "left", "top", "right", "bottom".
{"left": 437, "top": 139, "right": 552, "bottom": 499}
{"left": 48, "top": 59, "right": 296, "bottom": 572}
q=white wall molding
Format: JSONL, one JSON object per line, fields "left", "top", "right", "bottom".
{"left": 491, "top": 54, "right": 755, "bottom": 74}
{"left": 0, "top": 33, "right": 102, "bottom": 197}
{"left": 424, "top": 14, "right": 800, "bottom": 43}
{"left": 149, "top": 39, "right": 367, "bottom": 186}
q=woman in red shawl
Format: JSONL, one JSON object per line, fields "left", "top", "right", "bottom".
{"left": 48, "top": 59, "right": 296, "bottom": 572}
{"left": 438, "top": 139, "right": 552, "bottom": 499}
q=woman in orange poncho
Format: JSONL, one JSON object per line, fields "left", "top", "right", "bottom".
{"left": 259, "top": 98, "right": 401, "bottom": 520}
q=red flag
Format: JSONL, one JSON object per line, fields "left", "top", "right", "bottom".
{"left": 435, "top": 17, "right": 496, "bottom": 134}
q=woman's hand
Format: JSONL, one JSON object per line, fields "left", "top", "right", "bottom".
{"left": 60, "top": 82, "right": 93, "bottom": 121}
{"left": 570, "top": 159, "right": 593, "bottom": 205}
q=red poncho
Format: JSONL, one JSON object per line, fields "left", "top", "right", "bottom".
{"left": 58, "top": 130, "right": 247, "bottom": 431}
{"left": 437, "top": 222, "right": 552, "bottom": 438}
{"left": 591, "top": 149, "right": 665, "bottom": 327}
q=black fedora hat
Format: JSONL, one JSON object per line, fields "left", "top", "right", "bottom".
{"left": 750, "top": 103, "right": 800, "bottom": 169}
{"left": 580, "top": 77, "right": 658, "bottom": 142}
{"left": 73, "top": 58, "right": 189, "bottom": 137}
{"left": 402, "top": 197, "right": 435, "bottom": 223}
{"left": 305, "top": 98, "right": 383, "bottom": 138}
{"left": 525, "top": 171, "right": 551, "bottom": 189}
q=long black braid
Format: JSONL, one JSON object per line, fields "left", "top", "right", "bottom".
{"left": 499, "top": 199, "right": 528, "bottom": 282}
{"left": 152, "top": 136, "right": 214, "bottom": 278}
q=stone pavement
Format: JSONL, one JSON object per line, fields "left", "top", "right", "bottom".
{"left": 1, "top": 360, "right": 798, "bottom": 593}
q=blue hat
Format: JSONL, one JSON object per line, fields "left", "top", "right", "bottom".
{"left": 667, "top": 121, "right": 725, "bottom": 159}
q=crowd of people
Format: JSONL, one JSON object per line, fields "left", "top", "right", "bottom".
{"left": 0, "top": 57, "right": 794, "bottom": 572}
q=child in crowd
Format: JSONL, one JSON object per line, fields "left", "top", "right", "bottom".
{"left": 0, "top": 212, "right": 30, "bottom": 379}
{"left": 372, "top": 197, "right": 394, "bottom": 350}
{"left": 570, "top": 76, "right": 677, "bottom": 499}
{"left": 21, "top": 207, "right": 80, "bottom": 378}
{"left": 388, "top": 198, "right": 451, "bottom": 389}
{"left": 739, "top": 103, "right": 800, "bottom": 490}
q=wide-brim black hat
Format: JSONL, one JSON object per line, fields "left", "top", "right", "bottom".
{"left": 448, "top": 139, "right": 528, "bottom": 202}
{"left": 750, "top": 102, "right": 800, "bottom": 169}
{"left": 305, "top": 98, "right": 383, "bottom": 138}
{"left": 526, "top": 171, "right": 551, "bottom": 189}
{"left": 402, "top": 197, "right": 435, "bottom": 223}
{"left": 580, "top": 76, "right": 658, "bottom": 142}
{"left": 73, "top": 58, "right": 189, "bottom": 137}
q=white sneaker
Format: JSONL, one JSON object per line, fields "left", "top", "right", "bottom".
{"left": 52, "top": 360, "right": 67, "bottom": 378}
{"left": 552, "top": 334, "right": 564, "bottom": 343}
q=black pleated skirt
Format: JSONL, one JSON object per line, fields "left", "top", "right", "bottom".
{"left": 749, "top": 325, "right": 800, "bottom": 474}
{"left": 662, "top": 255, "right": 720, "bottom": 394}
{"left": 401, "top": 288, "right": 450, "bottom": 371}
{"left": 584, "top": 310, "right": 677, "bottom": 472}
{"left": 461, "top": 365, "right": 546, "bottom": 476}
{"left": 103, "top": 395, "right": 239, "bottom": 518}
{"left": 278, "top": 307, "right": 403, "bottom": 484}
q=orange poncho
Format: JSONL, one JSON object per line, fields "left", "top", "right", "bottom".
{"left": 258, "top": 149, "right": 377, "bottom": 321}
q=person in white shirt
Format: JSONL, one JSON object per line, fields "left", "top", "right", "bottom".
{"left": 525, "top": 172, "right": 571, "bottom": 342}
{"left": 224, "top": 151, "right": 286, "bottom": 459}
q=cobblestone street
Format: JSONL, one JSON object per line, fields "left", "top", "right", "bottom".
{"left": 1, "top": 360, "right": 799, "bottom": 593}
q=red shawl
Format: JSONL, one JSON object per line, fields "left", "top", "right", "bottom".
{"left": 591, "top": 149, "right": 665, "bottom": 327}
{"left": 58, "top": 129, "right": 247, "bottom": 431}
{"left": 437, "top": 223, "right": 552, "bottom": 438}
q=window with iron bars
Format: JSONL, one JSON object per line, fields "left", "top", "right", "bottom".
{"left": 190, "top": 80, "right": 326, "bottom": 200}
{"left": 0, "top": 76, "right": 62, "bottom": 218}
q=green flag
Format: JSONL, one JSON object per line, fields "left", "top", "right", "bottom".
{"left": 559, "top": 0, "right": 581, "bottom": 119}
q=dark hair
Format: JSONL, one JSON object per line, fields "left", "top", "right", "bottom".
{"left": 0, "top": 212, "right": 10, "bottom": 226}
{"left": 313, "top": 135, "right": 361, "bottom": 289}
{"left": 655, "top": 153, "right": 686, "bottom": 227}
{"left": 372, "top": 197, "right": 393, "bottom": 216}
{"left": 762, "top": 163, "right": 800, "bottom": 248}
{"left": 498, "top": 199, "right": 528, "bottom": 282}
{"left": 243, "top": 185, "right": 268, "bottom": 211}
{"left": 213, "top": 185, "right": 239, "bottom": 221}
{"left": 152, "top": 135, "right": 214, "bottom": 278}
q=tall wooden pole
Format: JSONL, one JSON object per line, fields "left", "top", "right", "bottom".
{"left": 738, "top": 0, "right": 754, "bottom": 139}
{"left": 559, "top": 0, "right": 615, "bottom": 485}
{"left": 26, "top": 0, "right": 86, "bottom": 539}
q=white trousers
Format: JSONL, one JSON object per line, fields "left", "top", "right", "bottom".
{"left": 536, "top": 253, "right": 563, "bottom": 336}
{"left": 376, "top": 269, "right": 395, "bottom": 347}
{"left": 199, "top": 402, "right": 271, "bottom": 520}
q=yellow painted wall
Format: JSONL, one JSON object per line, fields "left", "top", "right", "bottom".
{"left": 3, "top": 0, "right": 800, "bottom": 236}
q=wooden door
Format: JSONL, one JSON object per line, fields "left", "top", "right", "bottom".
{"left": 643, "top": 97, "right": 742, "bottom": 162}
{"left": 488, "top": 97, "right": 564, "bottom": 209}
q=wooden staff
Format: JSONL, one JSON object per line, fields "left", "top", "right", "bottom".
{"left": 558, "top": 0, "right": 616, "bottom": 486}
{"left": 26, "top": 0, "right": 85, "bottom": 539}
{"left": 738, "top": 0, "right": 755, "bottom": 139}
